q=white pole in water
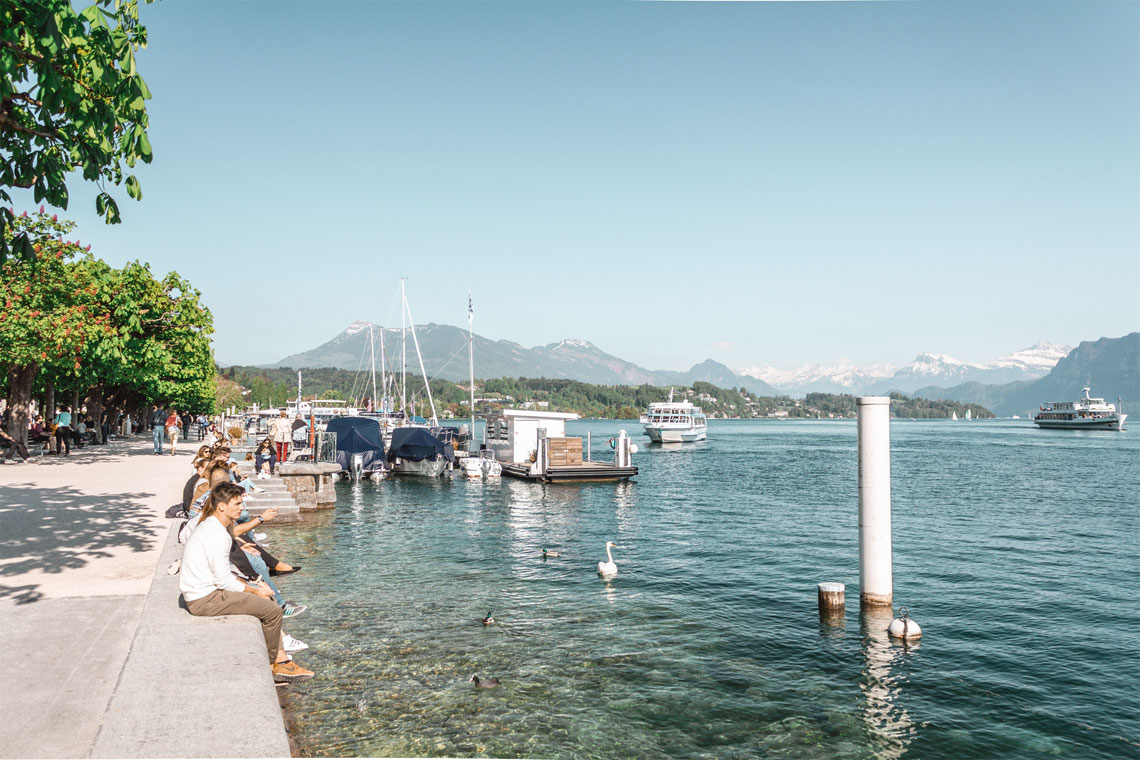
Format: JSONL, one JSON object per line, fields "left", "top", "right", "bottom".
{"left": 857, "top": 396, "right": 893, "bottom": 608}
{"left": 468, "top": 290, "right": 475, "bottom": 453}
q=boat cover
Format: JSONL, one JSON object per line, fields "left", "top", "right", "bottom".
{"left": 388, "top": 427, "right": 456, "bottom": 463}
{"left": 325, "top": 417, "right": 386, "bottom": 472}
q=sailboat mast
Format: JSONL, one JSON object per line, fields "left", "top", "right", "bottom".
{"left": 369, "top": 324, "right": 378, "bottom": 413}
{"left": 468, "top": 290, "right": 475, "bottom": 452}
{"left": 379, "top": 327, "right": 387, "bottom": 413}
{"left": 401, "top": 277, "right": 407, "bottom": 418}
{"left": 404, "top": 292, "right": 437, "bottom": 425}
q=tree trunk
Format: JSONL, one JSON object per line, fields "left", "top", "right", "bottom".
{"left": 45, "top": 381, "right": 55, "bottom": 424}
{"left": 6, "top": 364, "right": 39, "bottom": 445}
{"left": 88, "top": 383, "right": 105, "bottom": 444}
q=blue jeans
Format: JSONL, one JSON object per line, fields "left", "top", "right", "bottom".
{"left": 255, "top": 453, "right": 276, "bottom": 475}
{"left": 243, "top": 548, "right": 285, "bottom": 607}
{"left": 152, "top": 425, "right": 164, "bottom": 453}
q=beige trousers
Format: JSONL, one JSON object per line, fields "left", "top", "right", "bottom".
{"left": 184, "top": 588, "right": 282, "bottom": 662}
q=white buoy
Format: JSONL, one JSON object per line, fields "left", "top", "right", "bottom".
{"left": 888, "top": 607, "right": 922, "bottom": 640}
{"left": 857, "top": 396, "right": 893, "bottom": 609}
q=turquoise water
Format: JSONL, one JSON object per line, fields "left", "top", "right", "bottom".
{"left": 270, "top": 420, "right": 1139, "bottom": 758}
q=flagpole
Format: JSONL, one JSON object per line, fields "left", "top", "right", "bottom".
{"left": 468, "top": 290, "right": 475, "bottom": 453}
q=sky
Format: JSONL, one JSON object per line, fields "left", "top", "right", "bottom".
{"left": 10, "top": 0, "right": 1139, "bottom": 372}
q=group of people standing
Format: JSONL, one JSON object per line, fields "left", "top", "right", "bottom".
{"left": 149, "top": 404, "right": 201, "bottom": 455}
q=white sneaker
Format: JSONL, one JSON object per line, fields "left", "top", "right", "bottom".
{"left": 253, "top": 531, "right": 268, "bottom": 542}
{"left": 282, "top": 633, "right": 309, "bottom": 653}
{"left": 252, "top": 486, "right": 266, "bottom": 493}
{"left": 257, "top": 472, "right": 269, "bottom": 480}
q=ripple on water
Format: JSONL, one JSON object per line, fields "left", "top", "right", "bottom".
{"left": 270, "top": 420, "right": 1139, "bottom": 759}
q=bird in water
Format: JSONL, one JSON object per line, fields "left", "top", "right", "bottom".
{"left": 598, "top": 541, "right": 618, "bottom": 578}
{"left": 482, "top": 611, "right": 494, "bottom": 625}
{"left": 470, "top": 675, "right": 501, "bottom": 688}
{"left": 542, "top": 548, "right": 560, "bottom": 558}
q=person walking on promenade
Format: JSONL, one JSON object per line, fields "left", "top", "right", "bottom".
{"left": 270, "top": 410, "right": 292, "bottom": 465}
{"left": 166, "top": 408, "right": 181, "bottom": 456}
{"left": 179, "top": 482, "right": 313, "bottom": 682}
{"left": 54, "top": 406, "right": 72, "bottom": 456}
{"left": 0, "top": 427, "right": 33, "bottom": 463}
{"left": 150, "top": 404, "right": 165, "bottom": 455}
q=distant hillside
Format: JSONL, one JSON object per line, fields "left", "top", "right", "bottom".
{"left": 913, "top": 380, "right": 1033, "bottom": 411}
{"left": 270, "top": 321, "right": 777, "bottom": 394}
{"left": 914, "top": 333, "right": 1138, "bottom": 417}
{"left": 993, "top": 332, "right": 1138, "bottom": 417}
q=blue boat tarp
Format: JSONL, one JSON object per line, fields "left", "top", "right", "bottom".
{"left": 325, "top": 417, "right": 386, "bottom": 472}
{"left": 387, "top": 427, "right": 455, "bottom": 463}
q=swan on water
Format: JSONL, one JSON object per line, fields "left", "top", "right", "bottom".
{"left": 598, "top": 541, "right": 618, "bottom": 577}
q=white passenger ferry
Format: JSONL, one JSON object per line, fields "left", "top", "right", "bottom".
{"left": 640, "top": 390, "right": 708, "bottom": 443}
{"left": 1033, "top": 386, "right": 1127, "bottom": 431}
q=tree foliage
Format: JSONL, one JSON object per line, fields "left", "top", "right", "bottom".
{"left": 2, "top": 210, "right": 216, "bottom": 441}
{"left": 1, "top": 0, "right": 155, "bottom": 262}
{"left": 0, "top": 210, "right": 93, "bottom": 374}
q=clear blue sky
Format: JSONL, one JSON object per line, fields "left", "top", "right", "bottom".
{"left": 12, "top": 0, "right": 1139, "bottom": 371}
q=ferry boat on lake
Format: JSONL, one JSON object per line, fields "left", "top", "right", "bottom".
{"left": 640, "top": 390, "right": 708, "bottom": 443}
{"left": 1033, "top": 386, "right": 1127, "bottom": 431}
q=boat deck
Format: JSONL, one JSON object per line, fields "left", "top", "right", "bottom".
{"left": 500, "top": 461, "right": 638, "bottom": 483}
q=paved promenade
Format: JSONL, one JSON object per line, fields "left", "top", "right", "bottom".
{"left": 0, "top": 436, "right": 289, "bottom": 758}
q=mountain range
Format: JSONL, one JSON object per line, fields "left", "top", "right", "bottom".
{"left": 739, "top": 342, "right": 1073, "bottom": 396}
{"left": 271, "top": 322, "right": 780, "bottom": 395}
{"left": 269, "top": 323, "right": 1138, "bottom": 418}
{"left": 914, "top": 333, "right": 1139, "bottom": 418}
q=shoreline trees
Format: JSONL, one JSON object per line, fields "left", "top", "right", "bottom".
{"left": 1, "top": 210, "right": 215, "bottom": 443}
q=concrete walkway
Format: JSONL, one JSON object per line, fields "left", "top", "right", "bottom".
{"left": 0, "top": 436, "right": 290, "bottom": 758}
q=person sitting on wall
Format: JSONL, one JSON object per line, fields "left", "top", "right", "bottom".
{"left": 254, "top": 437, "right": 277, "bottom": 477}
{"left": 179, "top": 482, "right": 313, "bottom": 683}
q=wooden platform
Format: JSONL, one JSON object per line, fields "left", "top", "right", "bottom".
{"left": 500, "top": 460, "right": 638, "bottom": 483}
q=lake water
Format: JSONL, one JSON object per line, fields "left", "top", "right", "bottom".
{"left": 268, "top": 419, "right": 1139, "bottom": 758}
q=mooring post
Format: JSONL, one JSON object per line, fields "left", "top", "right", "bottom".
{"left": 818, "top": 582, "right": 845, "bottom": 612}
{"left": 857, "top": 396, "right": 893, "bottom": 609}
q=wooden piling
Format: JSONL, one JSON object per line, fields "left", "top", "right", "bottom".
{"left": 818, "top": 582, "right": 846, "bottom": 612}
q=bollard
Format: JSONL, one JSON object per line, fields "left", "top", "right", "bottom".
{"left": 818, "top": 582, "right": 846, "bottom": 612}
{"left": 857, "top": 396, "right": 893, "bottom": 609}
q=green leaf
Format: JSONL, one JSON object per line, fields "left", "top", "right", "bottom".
{"left": 125, "top": 174, "right": 141, "bottom": 200}
{"left": 137, "top": 132, "right": 152, "bottom": 162}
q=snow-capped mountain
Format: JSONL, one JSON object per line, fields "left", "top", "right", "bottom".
{"left": 741, "top": 342, "right": 1072, "bottom": 396}
{"left": 738, "top": 362, "right": 896, "bottom": 395}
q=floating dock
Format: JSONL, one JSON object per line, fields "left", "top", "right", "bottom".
{"left": 500, "top": 460, "right": 638, "bottom": 483}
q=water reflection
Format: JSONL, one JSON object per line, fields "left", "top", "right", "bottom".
{"left": 860, "top": 608, "right": 917, "bottom": 758}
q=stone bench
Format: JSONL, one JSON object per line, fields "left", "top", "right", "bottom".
{"left": 90, "top": 523, "right": 290, "bottom": 758}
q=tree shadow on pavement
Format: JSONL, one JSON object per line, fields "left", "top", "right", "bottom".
{"left": 0, "top": 484, "right": 156, "bottom": 604}
{"left": 23, "top": 437, "right": 196, "bottom": 467}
